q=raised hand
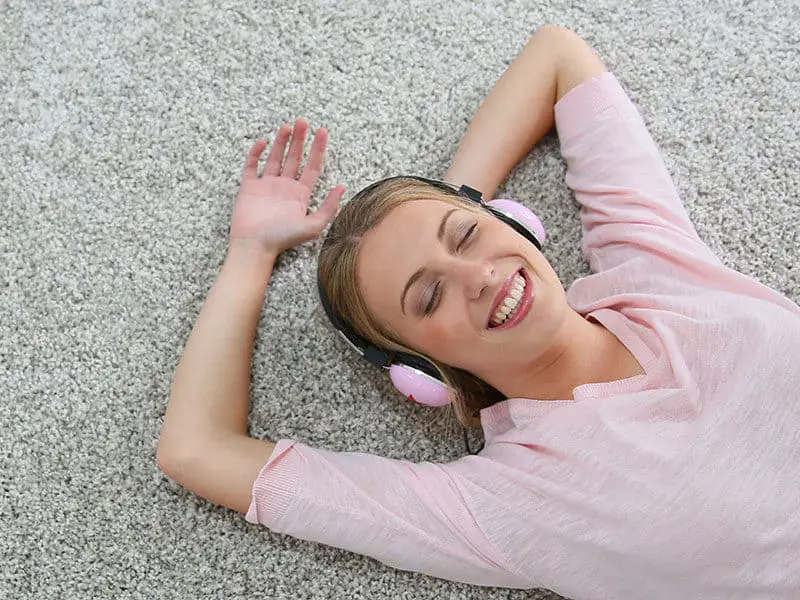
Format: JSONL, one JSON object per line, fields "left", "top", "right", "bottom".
{"left": 229, "top": 118, "right": 346, "bottom": 257}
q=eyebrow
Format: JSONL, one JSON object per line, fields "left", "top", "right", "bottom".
{"left": 400, "top": 208, "right": 458, "bottom": 315}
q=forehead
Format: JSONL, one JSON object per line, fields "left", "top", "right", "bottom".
{"left": 358, "top": 198, "right": 455, "bottom": 270}
{"left": 356, "top": 199, "right": 456, "bottom": 322}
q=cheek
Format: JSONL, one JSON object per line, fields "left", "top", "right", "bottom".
{"left": 412, "top": 302, "right": 474, "bottom": 359}
{"left": 533, "top": 252, "right": 563, "bottom": 289}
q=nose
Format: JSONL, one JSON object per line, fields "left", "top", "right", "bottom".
{"left": 449, "top": 257, "right": 496, "bottom": 301}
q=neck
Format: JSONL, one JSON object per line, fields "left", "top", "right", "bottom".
{"left": 492, "top": 311, "right": 626, "bottom": 401}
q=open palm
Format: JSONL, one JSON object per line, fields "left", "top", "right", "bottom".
{"left": 230, "top": 118, "right": 346, "bottom": 255}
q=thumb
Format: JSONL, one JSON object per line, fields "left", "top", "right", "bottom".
{"left": 302, "top": 185, "right": 346, "bottom": 238}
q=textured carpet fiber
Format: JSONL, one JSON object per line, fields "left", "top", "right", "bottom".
{"left": 2, "top": 0, "right": 798, "bottom": 598}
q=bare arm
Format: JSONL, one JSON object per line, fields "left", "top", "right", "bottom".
{"left": 157, "top": 242, "right": 278, "bottom": 514}
{"left": 444, "top": 26, "right": 606, "bottom": 199}
{"left": 157, "top": 121, "right": 344, "bottom": 514}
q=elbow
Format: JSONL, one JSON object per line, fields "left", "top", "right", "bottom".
{"left": 530, "top": 24, "right": 571, "bottom": 45}
{"left": 155, "top": 442, "right": 173, "bottom": 474}
{"left": 156, "top": 394, "right": 198, "bottom": 478}
{"left": 528, "top": 25, "right": 605, "bottom": 101}
{"left": 156, "top": 442, "right": 179, "bottom": 478}
{"left": 528, "top": 25, "right": 582, "bottom": 58}
{"left": 523, "top": 25, "right": 578, "bottom": 76}
{"left": 156, "top": 436, "right": 194, "bottom": 480}
{"left": 531, "top": 24, "right": 577, "bottom": 41}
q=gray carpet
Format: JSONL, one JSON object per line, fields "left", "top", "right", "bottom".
{"left": 2, "top": 0, "right": 798, "bottom": 598}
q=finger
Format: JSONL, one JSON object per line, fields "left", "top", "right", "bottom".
{"left": 242, "top": 139, "right": 267, "bottom": 180}
{"left": 281, "top": 118, "right": 309, "bottom": 179}
{"left": 298, "top": 127, "right": 328, "bottom": 190}
{"left": 303, "top": 185, "right": 346, "bottom": 238}
{"left": 264, "top": 124, "right": 292, "bottom": 177}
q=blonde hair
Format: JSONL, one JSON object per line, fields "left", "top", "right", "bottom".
{"left": 318, "top": 177, "right": 505, "bottom": 428}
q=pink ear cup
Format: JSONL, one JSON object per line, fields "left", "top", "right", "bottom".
{"left": 487, "top": 199, "right": 547, "bottom": 245}
{"left": 389, "top": 364, "right": 452, "bottom": 407}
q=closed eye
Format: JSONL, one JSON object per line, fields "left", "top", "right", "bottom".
{"left": 456, "top": 223, "right": 477, "bottom": 252}
{"left": 417, "top": 219, "right": 479, "bottom": 317}
{"left": 423, "top": 282, "right": 441, "bottom": 316}
{"left": 422, "top": 222, "right": 477, "bottom": 315}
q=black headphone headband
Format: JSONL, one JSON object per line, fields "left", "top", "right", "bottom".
{"left": 317, "top": 176, "right": 540, "bottom": 380}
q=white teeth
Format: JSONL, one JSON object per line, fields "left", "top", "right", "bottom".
{"left": 489, "top": 272, "right": 528, "bottom": 327}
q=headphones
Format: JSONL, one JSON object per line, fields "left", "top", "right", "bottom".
{"left": 317, "top": 175, "right": 547, "bottom": 411}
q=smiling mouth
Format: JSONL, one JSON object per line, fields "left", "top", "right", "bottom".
{"left": 486, "top": 269, "right": 534, "bottom": 330}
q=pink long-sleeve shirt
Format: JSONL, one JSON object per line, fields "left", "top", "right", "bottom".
{"left": 246, "top": 73, "right": 800, "bottom": 599}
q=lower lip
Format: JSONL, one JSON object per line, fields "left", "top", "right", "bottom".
{"left": 491, "top": 270, "right": 535, "bottom": 331}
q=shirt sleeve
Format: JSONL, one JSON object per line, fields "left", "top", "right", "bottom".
{"left": 554, "top": 72, "right": 720, "bottom": 273}
{"left": 245, "top": 439, "right": 531, "bottom": 589}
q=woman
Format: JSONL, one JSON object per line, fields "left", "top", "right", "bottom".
{"left": 157, "top": 26, "right": 800, "bottom": 599}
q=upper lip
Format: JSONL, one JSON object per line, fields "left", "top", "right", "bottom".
{"left": 487, "top": 269, "right": 521, "bottom": 328}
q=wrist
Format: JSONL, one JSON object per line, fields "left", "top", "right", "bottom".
{"left": 226, "top": 238, "right": 279, "bottom": 266}
{"left": 224, "top": 239, "right": 277, "bottom": 289}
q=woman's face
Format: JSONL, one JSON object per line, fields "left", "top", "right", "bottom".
{"left": 357, "top": 199, "right": 570, "bottom": 381}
